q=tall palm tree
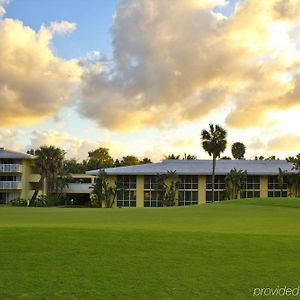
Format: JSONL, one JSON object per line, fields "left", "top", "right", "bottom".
{"left": 31, "top": 146, "right": 66, "bottom": 201}
{"left": 201, "top": 124, "right": 227, "bottom": 202}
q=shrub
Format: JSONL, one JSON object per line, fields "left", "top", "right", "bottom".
{"left": 31, "top": 195, "right": 47, "bottom": 207}
{"left": 90, "top": 193, "right": 100, "bottom": 208}
{"left": 10, "top": 198, "right": 28, "bottom": 207}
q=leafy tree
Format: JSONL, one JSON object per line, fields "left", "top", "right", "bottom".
{"left": 30, "top": 146, "right": 66, "bottom": 200}
{"left": 221, "top": 156, "right": 232, "bottom": 160}
{"left": 231, "top": 142, "right": 246, "bottom": 160}
{"left": 52, "top": 171, "right": 72, "bottom": 205}
{"left": 114, "top": 159, "right": 121, "bottom": 167}
{"left": 182, "top": 153, "right": 197, "bottom": 160}
{"left": 63, "top": 158, "right": 86, "bottom": 174}
{"left": 140, "top": 158, "right": 152, "bottom": 164}
{"left": 201, "top": 124, "right": 227, "bottom": 202}
{"left": 266, "top": 155, "right": 277, "bottom": 160}
{"left": 85, "top": 147, "right": 114, "bottom": 170}
{"left": 225, "top": 168, "right": 247, "bottom": 200}
{"left": 254, "top": 156, "right": 265, "bottom": 160}
{"left": 120, "top": 155, "right": 140, "bottom": 166}
{"left": 164, "top": 154, "right": 181, "bottom": 160}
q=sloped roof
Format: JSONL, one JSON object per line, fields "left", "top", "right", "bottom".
{"left": 0, "top": 148, "right": 36, "bottom": 160}
{"left": 86, "top": 159, "right": 295, "bottom": 176}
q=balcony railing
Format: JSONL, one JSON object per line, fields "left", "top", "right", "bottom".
{"left": 0, "top": 181, "right": 22, "bottom": 190}
{"left": 0, "top": 164, "right": 22, "bottom": 173}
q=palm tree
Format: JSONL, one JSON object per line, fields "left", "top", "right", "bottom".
{"left": 31, "top": 146, "right": 66, "bottom": 201}
{"left": 164, "top": 154, "right": 181, "bottom": 160}
{"left": 182, "top": 153, "right": 197, "bottom": 160}
{"left": 225, "top": 168, "right": 247, "bottom": 200}
{"left": 231, "top": 142, "right": 246, "bottom": 160}
{"left": 201, "top": 124, "right": 227, "bottom": 202}
{"left": 277, "top": 168, "right": 286, "bottom": 197}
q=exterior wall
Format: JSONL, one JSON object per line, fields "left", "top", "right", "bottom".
{"left": 0, "top": 158, "right": 41, "bottom": 202}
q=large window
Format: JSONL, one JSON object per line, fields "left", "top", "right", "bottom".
{"left": 144, "top": 175, "right": 163, "bottom": 207}
{"left": 178, "top": 175, "right": 198, "bottom": 206}
{"left": 116, "top": 175, "right": 136, "bottom": 207}
{"left": 268, "top": 176, "right": 288, "bottom": 197}
{"left": 240, "top": 176, "right": 260, "bottom": 198}
{"left": 206, "top": 175, "right": 226, "bottom": 202}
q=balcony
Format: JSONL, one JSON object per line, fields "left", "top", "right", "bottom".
{"left": 0, "top": 164, "right": 22, "bottom": 173}
{"left": 0, "top": 181, "right": 22, "bottom": 190}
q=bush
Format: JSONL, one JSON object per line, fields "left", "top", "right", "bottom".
{"left": 30, "top": 195, "right": 47, "bottom": 207}
{"left": 10, "top": 198, "right": 28, "bottom": 206}
{"left": 90, "top": 193, "right": 100, "bottom": 208}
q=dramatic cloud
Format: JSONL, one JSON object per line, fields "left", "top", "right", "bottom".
{"left": 79, "top": 0, "right": 300, "bottom": 131}
{"left": 267, "top": 134, "right": 300, "bottom": 153}
{"left": 26, "top": 130, "right": 124, "bottom": 160}
{"left": 0, "top": 18, "right": 81, "bottom": 127}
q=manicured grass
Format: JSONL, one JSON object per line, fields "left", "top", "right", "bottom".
{"left": 1, "top": 198, "right": 300, "bottom": 299}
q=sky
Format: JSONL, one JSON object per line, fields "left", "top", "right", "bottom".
{"left": 1, "top": 0, "right": 300, "bottom": 162}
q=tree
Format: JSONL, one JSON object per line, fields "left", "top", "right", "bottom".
{"left": 278, "top": 168, "right": 287, "bottom": 197}
{"left": 120, "top": 155, "right": 140, "bottom": 166}
{"left": 201, "top": 124, "right": 227, "bottom": 202}
{"left": 164, "top": 154, "right": 181, "bottom": 160}
{"left": 225, "top": 168, "right": 247, "bottom": 200}
{"left": 182, "top": 153, "right": 197, "bottom": 160}
{"left": 63, "top": 158, "right": 86, "bottom": 174}
{"left": 231, "top": 142, "right": 246, "bottom": 160}
{"left": 31, "top": 146, "right": 66, "bottom": 201}
{"left": 254, "top": 156, "right": 265, "bottom": 160}
{"left": 154, "top": 171, "right": 180, "bottom": 206}
{"left": 91, "top": 170, "right": 121, "bottom": 208}
{"left": 140, "top": 158, "right": 152, "bottom": 164}
{"left": 221, "top": 156, "right": 232, "bottom": 160}
{"left": 86, "top": 147, "right": 114, "bottom": 170}
{"left": 52, "top": 171, "right": 72, "bottom": 205}
{"left": 266, "top": 155, "right": 277, "bottom": 160}
{"left": 286, "top": 154, "right": 300, "bottom": 197}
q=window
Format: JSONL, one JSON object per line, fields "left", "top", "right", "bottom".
{"left": 116, "top": 175, "right": 136, "bottom": 207}
{"left": 206, "top": 175, "right": 226, "bottom": 202}
{"left": 144, "top": 175, "right": 163, "bottom": 207}
{"left": 178, "top": 175, "right": 198, "bottom": 206}
{"left": 240, "top": 176, "right": 260, "bottom": 198}
{"left": 268, "top": 176, "right": 288, "bottom": 197}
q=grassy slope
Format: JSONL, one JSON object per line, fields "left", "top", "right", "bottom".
{"left": 0, "top": 198, "right": 300, "bottom": 299}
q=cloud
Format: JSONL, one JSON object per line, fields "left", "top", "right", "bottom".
{"left": 79, "top": 0, "right": 300, "bottom": 131}
{"left": 267, "top": 134, "right": 300, "bottom": 152}
{"left": 26, "top": 130, "right": 124, "bottom": 160}
{"left": 0, "top": 18, "right": 82, "bottom": 128}
{"left": 0, "top": 129, "right": 24, "bottom": 150}
{"left": 48, "top": 21, "right": 77, "bottom": 35}
{"left": 0, "top": 0, "right": 9, "bottom": 17}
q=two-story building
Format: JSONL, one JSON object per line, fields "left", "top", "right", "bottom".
{"left": 0, "top": 148, "right": 41, "bottom": 204}
{"left": 87, "top": 159, "right": 295, "bottom": 208}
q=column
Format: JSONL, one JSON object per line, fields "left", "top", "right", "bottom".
{"left": 260, "top": 176, "right": 268, "bottom": 198}
{"left": 198, "top": 175, "right": 206, "bottom": 204}
{"left": 136, "top": 175, "right": 144, "bottom": 208}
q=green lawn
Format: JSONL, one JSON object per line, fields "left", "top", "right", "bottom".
{"left": 1, "top": 198, "right": 300, "bottom": 299}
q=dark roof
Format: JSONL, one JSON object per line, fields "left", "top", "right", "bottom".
{"left": 0, "top": 148, "right": 36, "bottom": 160}
{"left": 86, "top": 159, "right": 295, "bottom": 176}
